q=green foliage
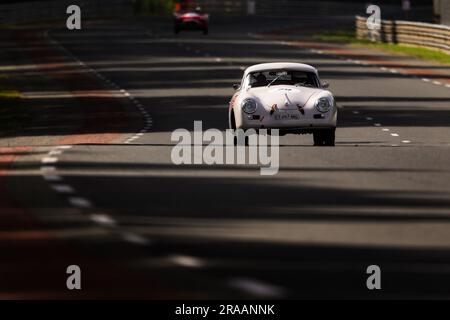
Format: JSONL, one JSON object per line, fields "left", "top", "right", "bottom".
{"left": 314, "top": 30, "right": 450, "bottom": 65}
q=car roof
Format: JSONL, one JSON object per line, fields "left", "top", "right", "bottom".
{"left": 244, "top": 62, "right": 318, "bottom": 76}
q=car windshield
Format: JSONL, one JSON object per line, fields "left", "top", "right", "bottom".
{"left": 248, "top": 69, "right": 319, "bottom": 88}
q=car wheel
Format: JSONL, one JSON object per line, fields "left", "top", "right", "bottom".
{"left": 313, "top": 129, "right": 335, "bottom": 146}
{"left": 229, "top": 110, "right": 236, "bottom": 130}
{"left": 203, "top": 28, "right": 209, "bottom": 35}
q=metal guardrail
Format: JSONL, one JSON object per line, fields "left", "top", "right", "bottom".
{"left": 197, "top": 0, "right": 377, "bottom": 16}
{"left": 0, "top": 0, "right": 133, "bottom": 25}
{"left": 356, "top": 15, "right": 450, "bottom": 54}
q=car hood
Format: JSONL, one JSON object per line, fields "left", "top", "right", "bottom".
{"left": 248, "top": 85, "right": 324, "bottom": 110}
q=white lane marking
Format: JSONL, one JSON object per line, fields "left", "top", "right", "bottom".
{"left": 374, "top": 123, "right": 381, "bottom": 127}
{"left": 42, "top": 157, "right": 58, "bottom": 164}
{"left": 382, "top": 128, "right": 390, "bottom": 132}
{"left": 402, "top": 140, "right": 411, "bottom": 144}
{"left": 169, "top": 255, "right": 204, "bottom": 268}
{"left": 41, "top": 166, "right": 56, "bottom": 172}
{"left": 365, "top": 117, "right": 373, "bottom": 121}
{"left": 380, "top": 67, "right": 388, "bottom": 71}
{"left": 122, "top": 233, "right": 151, "bottom": 245}
{"left": 56, "top": 145, "right": 73, "bottom": 150}
{"left": 215, "top": 58, "right": 223, "bottom": 62}
{"left": 445, "top": 84, "right": 450, "bottom": 88}
{"left": 422, "top": 78, "right": 430, "bottom": 82}
{"left": 90, "top": 214, "right": 116, "bottom": 227}
{"left": 49, "top": 150, "right": 62, "bottom": 156}
{"left": 51, "top": 184, "right": 74, "bottom": 193}
{"left": 389, "top": 69, "right": 398, "bottom": 73}
{"left": 69, "top": 197, "right": 92, "bottom": 209}
{"left": 43, "top": 174, "right": 62, "bottom": 182}
{"left": 228, "top": 278, "right": 285, "bottom": 298}
{"left": 391, "top": 133, "right": 399, "bottom": 137}
{"left": 433, "top": 81, "right": 442, "bottom": 85}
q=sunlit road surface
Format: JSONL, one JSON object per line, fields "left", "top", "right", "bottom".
{"left": 1, "top": 16, "right": 450, "bottom": 299}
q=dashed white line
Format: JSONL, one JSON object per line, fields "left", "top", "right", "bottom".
{"left": 42, "top": 157, "right": 58, "bottom": 164}
{"left": 122, "top": 233, "right": 151, "bottom": 245}
{"left": 41, "top": 166, "right": 56, "bottom": 172}
{"left": 90, "top": 214, "right": 116, "bottom": 227}
{"left": 69, "top": 197, "right": 92, "bottom": 209}
{"left": 48, "top": 150, "right": 62, "bottom": 156}
{"left": 391, "top": 133, "right": 399, "bottom": 137}
{"left": 51, "top": 184, "right": 74, "bottom": 194}
{"left": 57, "top": 145, "right": 73, "bottom": 150}
{"left": 43, "top": 174, "right": 62, "bottom": 182}
{"left": 169, "top": 255, "right": 204, "bottom": 268}
{"left": 228, "top": 278, "right": 285, "bottom": 298}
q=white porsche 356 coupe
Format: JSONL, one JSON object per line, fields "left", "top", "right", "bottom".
{"left": 229, "top": 62, "right": 337, "bottom": 146}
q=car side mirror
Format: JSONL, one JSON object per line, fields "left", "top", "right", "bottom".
{"left": 321, "top": 81, "right": 330, "bottom": 89}
{"left": 233, "top": 84, "right": 241, "bottom": 90}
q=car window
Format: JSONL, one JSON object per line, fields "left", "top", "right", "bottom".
{"left": 249, "top": 70, "right": 319, "bottom": 88}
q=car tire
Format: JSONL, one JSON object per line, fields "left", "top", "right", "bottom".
{"left": 203, "top": 28, "right": 209, "bottom": 35}
{"left": 313, "top": 129, "right": 335, "bottom": 146}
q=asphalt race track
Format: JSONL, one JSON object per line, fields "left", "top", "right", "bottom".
{"left": 2, "top": 15, "right": 450, "bottom": 299}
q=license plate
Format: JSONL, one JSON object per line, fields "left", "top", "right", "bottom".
{"left": 275, "top": 113, "right": 300, "bottom": 120}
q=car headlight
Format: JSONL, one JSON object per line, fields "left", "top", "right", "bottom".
{"left": 242, "top": 99, "right": 257, "bottom": 114}
{"left": 315, "top": 97, "right": 332, "bottom": 113}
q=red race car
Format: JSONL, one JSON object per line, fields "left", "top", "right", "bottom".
{"left": 174, "top": 6, "right": 209, "bottom": 35}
